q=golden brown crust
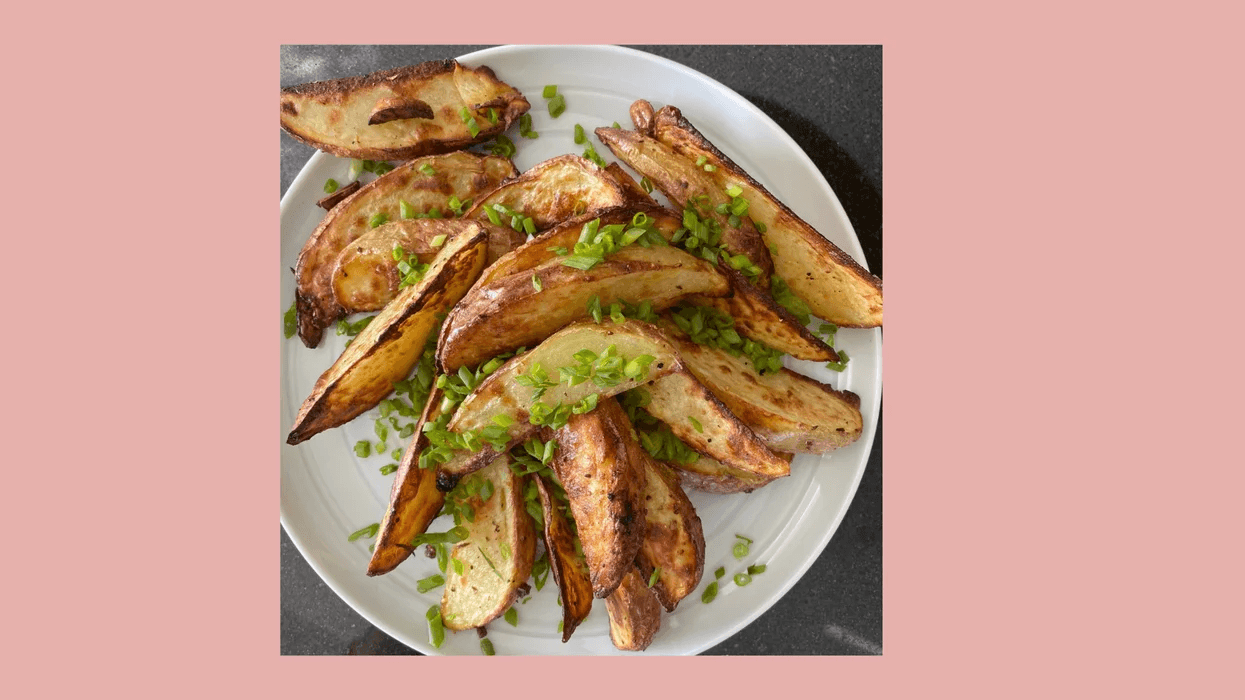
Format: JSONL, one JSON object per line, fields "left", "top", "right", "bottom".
{"left": 605, "top": 567, "right": 663, "bottom": 651}
{"left": 535, "top": 475, "right": 593, "bottom": 641}
{"left": 367, "top": 386, "right": 447, "bottom": 576}
{"left": 281, "top": 60, "right": 457, "bottom": 99}
{"left": 633, "top": 458, "right": 704, "bottom": 611}
{"left": 550, "top": 398, "right": 649, "bottom": 598}
{"left": 464, "top": 154, "right": 627, "bottom": 232}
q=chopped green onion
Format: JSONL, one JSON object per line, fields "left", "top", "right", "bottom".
{"left": 701, "top": 581, "right": 719, "bottom": 604}
{"left": 348, "top": 159, "right": 364, "bottom": 181}
{"left": 747, "top": 564, "right": 767, "bottom": 575}
{"left": 640, "top": 176, "right": 653, "bottom": 193}
{"left": 704, "top": 163, "right": 717, "bottom": 172}
{"left": 480, "top": 637, "right": 495, "bottom": 655}
{"left": 452, "top": 557, "right": 464, "bottom": 575}
{"left": 725, "top": 184, "right": 743, "bottom": 197}
{"left": 323, "top": 178, "right": 339, "bottom": 193}
{"left": 354, "top": 441, "right": 371, "bottom": 458}
{"left": 419, "top": 163, "right": 436, "bottom": 176}
{"left": 547, "top": 93, "right": 566, "bottom": 119}
{"left": 689, "top": 416, "right": 704, "bottom": 433}
{"left": 368, "top": 212, "right": 388, "bottom": 228}
{"left": 487, "top": 108, "right": 499, "bottom": 124}
{"left": 410, "top": 526, "right": 470, "bottom": 547}
{"left": 504, "top": 607, "right": 518, "bottom": 626}
{"left": 574, "top": 123, "right": 586, "bottom": 144}
{"left": 417, "top": 574, "right": 445, "bottom": 593}
{"left": 430, "top": 234, "right": 448, "bottom": 248}
{"left": 715, "top": 566, "right": 726, "bottom": 579}
{"left": 348, "top": 523, "right": 379, "bottom": 542}
{"left": 283, "top": 301, "right": 297, "bottom": 339}
{"left": 426, "top": 606, "right": 445, "bottom": 648}
{"left": 542, "top": 85, "right": 558, "bottom": 99}
{"left": 379, "top": 463, "right": 398, "bottom": 476}
{"left": 734, "top": 573, "right": 752, "bottom": 587}
{"left": 648, "top": 567, "right": 662, "bottom": 588}
{"left": 695, "top": 156, "right": 707, "bottom": 166}
{"left": 532, "top": 274, "right": 543, "bottom": 292}
{"left": 754, "top": 219, "right": 768, "bottom": 234}
{"left": 519, "top": 113, "right": 538, "bottom": 139}
{"left": 400, "top": 200, "right": 415, "bottom": 219}
{"left": 825, "top": 350, "right": 851, "bottom": 372}
{"left": 458, "top": 107, "right": 480, "bottom": 137}
{"left": 612, "top": 121, "right": 621, "bottom": 129}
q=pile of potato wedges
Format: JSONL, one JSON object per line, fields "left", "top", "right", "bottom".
{"left": 282, "top": 58, "right": 882, "bottom": 652}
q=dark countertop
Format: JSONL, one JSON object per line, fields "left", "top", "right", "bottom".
{"left": 280, "top": 44, "right": 882, "bottom": 655}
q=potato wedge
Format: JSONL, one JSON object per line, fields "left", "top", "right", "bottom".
{"left": 331, "top": 219, "right": 525, "bottom": 314}
{"left": 663, "top": 328, "right": 863, "bottom": 453}
{"left": 633, "top": 457, "right": 704, "bottom": 611}
{"left": 367, "top": 385, "right": 447, "bottom": 576}
{"left": 685, "top": 266, "right": 837, "bottom": 362}
{"left": 441, "top": 456, "right": 537, "bottom": 631}
{"left": 604, "top": 163, "right": 658, "bottom": 206}
{"left": 534, "top": 475, "right": 593, "bottom": 641}
{"left": 464, "top": 154, "right": 627, "bottom": 232}
{"left": 280, "top": 59, "right": 529, "bottom": 160}
{"left": 434, "top": 320, "right": 683, "bottom": 491}
{"left": 549, "top": 397, "right": 648, "bottom": 598}
{"left": 642, "top": 370, "right": 790, "bottom": 479}
{"left": 437, "top": 244, "right": 729, "bottom": 372}
{"left": 286, "top": 229, "right": 488, "bottom": 444}
{"left": 596, "top": 120, "right": 774, "bottom": 285}
{"left": 474, "top": 204, "right": 683, "bottom": 288}
{"left": 605, "top": 567, "right": 663, "bottom": 651}
{"left": 294, "top": 151, "right": 515, "bottom": 347}
{"left": 665, "top": 453, "right": 781, "bottom": 495}
{"left": 645, "top": 103, "right": 883, "bottom": 327}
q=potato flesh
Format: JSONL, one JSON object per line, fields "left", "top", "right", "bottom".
{"left": 464, "top": 154, "right": 626, "bottom": 232}
{"left": 435, "top": 321, "right": 683, "bottom": 490}
{"left": 437, "top": 244, "right": 729, "bottom": 372}
{"left": 441, "top": 456, "right": 537, "bottom": 631}
{"left": 286, "top": 229, "right": 487, "bottom": 444}
{"left": 332, "top": 219, "right": 525, "bottom": 314}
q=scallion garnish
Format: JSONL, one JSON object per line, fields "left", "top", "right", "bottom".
{"left": 458, "top": 106, "right": 480, "bottom": 137}
{"left": 379, "top": 463, "right": 398, "bottom": 476}
{"left": 648, "top": 567, "right": 662, "bottom": 588}
{"left": 368, "top": 212, "right": 389, "bottom": 228}
{"left": 547, "top": 93, "right": 566, "bottom": 119}
{"left": 426, "top": 606, "right": 445, "bottom": 648}
{"left": 348, "top": 523, "right": 379, "bottom": 542}
{"left": 354, "top": 441, "right": 371, "bottom": 458}
{"left": 825, "top": 350, "right": 850, "bottom": 372}
{"left": 419, "top": 163, "right": 436, "bottom": 176}
{"left": 481, "top": 638, "right": 495, "bottom": 656}
{"left": 504, "top": 607, "right": 518, "bottom": 626}
{"left": 747, "top": 564, "right": 767, "bottom": 575}
{"left": 701, "top": 581, "right": 719, "bottom": 604}
{"left": 323, "top": 178, "right": 339, "bottom": 194}
{"left": 532, "top": 274, "right": 543, "bottom": 292}
{"left": 283, "top": 301, "right": 297, "bottom": 339}
{"left": 400, "top": 200, "right": 415, "bottom": 219}
{"left": 715, "top": 566, "right": 726, "bottom": 580}
{"left": 689, "top": 416, "right": 704, "bottom": 433}
{"left": 519, "top": 113, "right": 538, "bottom": 139}
{"left": 734, "top": 573, "right": 752, "bottom": 587}
{"left": 574, "top": 123, "right": 586, "bottom": 144}
{"left": 417, "top": 574, "right": 446, "bottom": 593}
{"left": 430, "top": 234, "right": 447, "bottom": 248}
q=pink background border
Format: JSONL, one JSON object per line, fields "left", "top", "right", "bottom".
{"left": 9, "top": 3, "right": 1243, "bottom": 697}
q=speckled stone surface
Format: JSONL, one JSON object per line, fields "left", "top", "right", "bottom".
{"left": 280, "top": 44, "right": 882, "bottom": 656}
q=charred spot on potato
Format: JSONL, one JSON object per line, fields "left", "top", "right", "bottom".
{"left": 281, "top": 100, "right": 298, "bottom": 116}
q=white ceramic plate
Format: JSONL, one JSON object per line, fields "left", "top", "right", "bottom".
{"left": 281, "top": 45, "right": 881, "bottom": 655}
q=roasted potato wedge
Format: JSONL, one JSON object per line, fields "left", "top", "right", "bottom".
{"left": 464, "top": 154, "right": 627, "bottom": 232}
{"left": 280, "top": 59, "right": 529, "bottom": 160}
{"left": 605, "top": 567, "right": 663, "bottom": 651}
{"left": 604, "top": 163, "right": 658, "bottom": 205}
{"left": 332, "top": 219, "right": 525, "bottom": 314}
{"left": 367, "top": 385, "right": 447, "bottom": 576}
{"left": 642, "top": 370, "right": 790, "bottom": 480}
{"left": 644, "top": 102, "right": 883, "bottom": 327}
{"left": 550, "top": 397, "right": 648, "bottom": 598}
{"left": 633, "top": 457, "right": 704, "bottom": 611}
{"left": 286, "top": 229, "right": 488, "bottom": 444}
{"left": 665, "top": 453, "right": 782, "bottom": 495}
{"left": 596, "top": 121, "right": 774, "bottom": 285}
{"left": 294, "top": 151, "right": 515, "bottom": 347}
{"left": 686, "top": 266, "right": 838, "bottom": 362}
{"left": 437, "top": 244, "right": 729, "bottom": 372}
{"left": 534, "top": 475, "right": 593, "bottom": 641}
{"left": 475, "top": 204, "right": 683, "bottom": 288}
{"left": 441, "top": 456, "right": 537, "bottom": 631}
{"left": 663, "top": 329, "right": 863, "bottom": 453}
{"left": 435, "top": 320, "right": 683, "bottom": 491}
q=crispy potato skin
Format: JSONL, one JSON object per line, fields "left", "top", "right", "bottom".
{"left": 280, "top": 59, "right": 529, "bottom": 160}
{"left": 550, "top": 398, "right": 649, "bottom": 598}
{"left": 331, "top": 219, "right": 525, "bottom": 314}
{"left": 294, "top": 152, "right": 515, "bottom": 347}
{"left": 535, "top": 476, "right": 593, "bottom": 641}
{"left": 643, "top": 370, "right": 790, "bottom": 479}
{"left": 441, "top": 457, "right": 537, "bottom": 631}
{"left": 438, "top": 245, "right": 729, "bottom": 372}
{"left": 605, "top": 567, "right": 663, "bottom": 651}
{"left": 595, "top": 123, "right": 774, "bottom": 286}
{"left": 666, "top": 454, "right": 781, "bottom": 494}
{"left": 662, "top": 328, "right": 863, "bottom": 453}
{"left": 286, "top": 230, "right": 488, "bottom": 444}
{"left": 367, "top": 386, "right": 447, "bottom": 576}
{"left": 435, "top": 321, "right": 684, "bottom": 491}
{"left": 687, "top": 266, "right": 838, "bottom": 362}
{"left": 464, "top": 154, "right": 627, "bottom": 232}
{"left": 475, "top": 204, "right": 683, "bottom": 288}
{"left": 634, "top": 458, "right": 704, "bottom": 611}
{"left": 646, "top": 103, "right": 883, "bottom": 327}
